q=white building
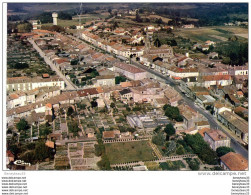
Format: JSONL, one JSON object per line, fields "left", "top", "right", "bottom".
{"left": 7, "top": 76, "right": 65, "bottom": 92}
{"left": 204, "top": 130, "right": 231, "bottom": 151}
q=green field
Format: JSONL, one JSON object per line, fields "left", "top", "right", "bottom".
{"left": 175, "top": 26, "right": 248, "bottom": 43}
{"left": 105, "top": 141, "right": 157, "bottom": 164}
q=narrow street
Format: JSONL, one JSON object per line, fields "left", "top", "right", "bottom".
{"left": 28, "top": 38, "right": 77, "bottom": 90}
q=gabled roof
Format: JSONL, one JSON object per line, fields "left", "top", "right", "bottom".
{"left": 220, "top": 152, "right": 248, "bottom": 171}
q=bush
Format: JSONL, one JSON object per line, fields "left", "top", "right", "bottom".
{"left": 216, "top": 146, "right": 235, "bottom": 157}
{"left": 185, "top": 158, "right": 200, "bottom": 170}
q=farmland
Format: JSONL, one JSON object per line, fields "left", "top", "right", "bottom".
{"left": 174, "top": 26, "right": 248, "bottom": 43}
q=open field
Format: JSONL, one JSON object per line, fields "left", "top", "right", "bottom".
{"left": 126, "top": 14, "right": 172, "bottom": 24}
{"left": 175, "top": 26, "right": 248, "bottom": 43}
{"left": 105, "top": 141, "right": 157, "bottom": 164}
{"left": 41, "top": 19, "right": 79, "bottom": 27}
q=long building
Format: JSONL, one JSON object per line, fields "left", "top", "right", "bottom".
{"left": 114, "top": 62, "right": 147, "bottom": 80}
{"left": 217, "top": 110, "right": 248, "bottom": 144}
{"left": 7, "top": 76, "right": 65, "bottom": 92}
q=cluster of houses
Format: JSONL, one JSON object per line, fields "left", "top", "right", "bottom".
{"left": 199, "top": 128, "right": 248, "bottom": 171}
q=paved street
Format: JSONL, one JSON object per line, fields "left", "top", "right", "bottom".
{"left": 28, "top": 39, "right": 77, "bottom": 90}
{"left": 130, "top": 60, "right": 248, "bottom": 160}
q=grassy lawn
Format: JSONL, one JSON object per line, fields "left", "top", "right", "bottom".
{"left": 105, "top": 141, "right": 157, "bottom": 164}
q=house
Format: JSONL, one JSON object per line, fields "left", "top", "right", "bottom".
{"left": 234, "top": 107, "right": 248, "bottom": 119}
{"left": 213, "top": 103, "right": 232, "bottom": 117}
{"left": 103, "top": 130, "right": 120, "bottom": 140}
{"left": 196, "top": 95, "right": 215, "bottom": 107}
{"left": 85, "top": 128, "right": 95, "bottom": 138}
{"left": 204, "top": 129, "right": 230, "bottom": 151}
{"left": 228, "top": 65, "right": 248, "bottom": 76}
{"left": 217, "top": 111, "right": 248, "bottom": 144}
{"left": 236, "top": 90, "right": 244, "bottom": 98}
{"left": 205, "top": 40, "right": 216, "bottom": 46}
{"left": 195, "top": 121, "right": 210, "bottom": 130}
{"left": 233, "top": 75, "right": 248, "bottom": 89}
{"left": 178, "top": 103, "right": 207, "bottom": 130}
{"left": 201, "top": 75, "right": 232, "bottom": 88}
{"left": 208, "top": 52, "right": 218, "bottom": 59}
{"left": 7, "top": 76, "right": 65, "bottom": 92}
{"left": 93, "top": 75, "right": 115, "bottom": 87}
{"left": 201, "top": 45, "right": 209, "bottom": 51}
{"left": 113, "top": 62, "right": 147, "bottom": 80}
{"left": 225, "top": 94, "right": 241, "bottom": 107}
{"left": 220, "top": 152, "right": 248, "bottom": 171}
{"left": 167, "top": 66, "right": 199, "bottom": 79}
{"left": 119, "top": 88, "right": 133, "bottom": 101}
{"left": 153, "top": 97, "right": 169, "bottom": 108}
{"left": 163, "top": 86, "right": 182, "bottom": 107}
{"left": 146, "top": 45, "right": 174, "bottom": 59}
{"left": 186, "top": 86, "right": 210, "bottom": 100}
{"left": 45, "top": 140, "right": 55, "bottom": 148}
{"left": 182, "top": 24, "right": 194, "bottom": 28}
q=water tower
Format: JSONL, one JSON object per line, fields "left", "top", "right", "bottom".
{"left": 52, "top": 12, "right": 58, "bottom": 25}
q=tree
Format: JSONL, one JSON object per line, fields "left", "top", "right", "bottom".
{"left": 91, "top": 100, "right": 98, "bottom": 108}
{"left": 68, "top": 121, "right": 81, "bottom": 136}
{"left": 34, "top": 141, "right": 54, "bottom": 162}
{"left": 95, "top": 143, "right": 105, "bottom": 156}
{"left": 97, "top": 154, "right": 111, "bottom": 170}
{"left": 67, "top": 106, "right": 74, "bottom": 116}
{"left": 164, "top": 123, "right": 176, "bottom": 140}
{"left": 154, "top": 38, "right": 161, "bottom": 47}
{"left": 163, "top": 104, "right": 183, "bottom": 122}
{"left": 38, "top": 12, "right": 53, "bottom": 24}
{"left": 16, "top": 118, "right": 29, "bottom": 132}
{"left": 17, "top": 23, "right": 32, "bottom": 33}
{"left": 216, "top": 146, "right": 235, "bottom": 157}
{"left": 135, "top": 13, "right": 142, "bottom": 23}
{"left": 154, "top": 126, "right": 162, "bottom": 134}
{"left": 110, "top": 102, "right": 116, "bottom": 108}
{"left": 176, "top": 145, "right": 185, "bottom": 155}
{"left": 115, "top": 76, "right": 126, "bottom": 84}
{"left": 185, "top": 158, "right": 200, "bottom": 170}
{"left": 152, "top": 132, "right": 165, "bottom": 146}
{"left": 58, "top": 12, "right": 72, "bottom": 20}
{"left": 184, "top": 133, "right": 218, "bottom": 165}
{"left": 156, "top": 18, "right": 163, "bottom": 24}
{"left": 108, "top": 8, "right": 112, "bottom": 15}
{"left": 12, "top": 62, "right": 29, "bottom": 69}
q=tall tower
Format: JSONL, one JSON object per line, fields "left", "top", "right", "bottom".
{"left": 52, "top": 12, "right": 58, "bottom": 25}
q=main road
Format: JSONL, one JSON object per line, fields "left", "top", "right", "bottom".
{"left": 70, "top": 32, "right": 248, "bottom": 159}
{"left": 130, "top": 59, "right": 248, "bottom": 159}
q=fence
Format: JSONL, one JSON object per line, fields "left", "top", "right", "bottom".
{"left": 110, "top": 154, "right": 197, "bottom": 168}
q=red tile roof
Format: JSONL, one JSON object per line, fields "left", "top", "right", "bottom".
{"left": 220, "top": 152, "right": 248, "bottom": 171}
{"left": 114, "top": 62, "right": 146, "bottom": 74}
{"left": 202, "top": 75, "right": 231, "bottom": 81}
